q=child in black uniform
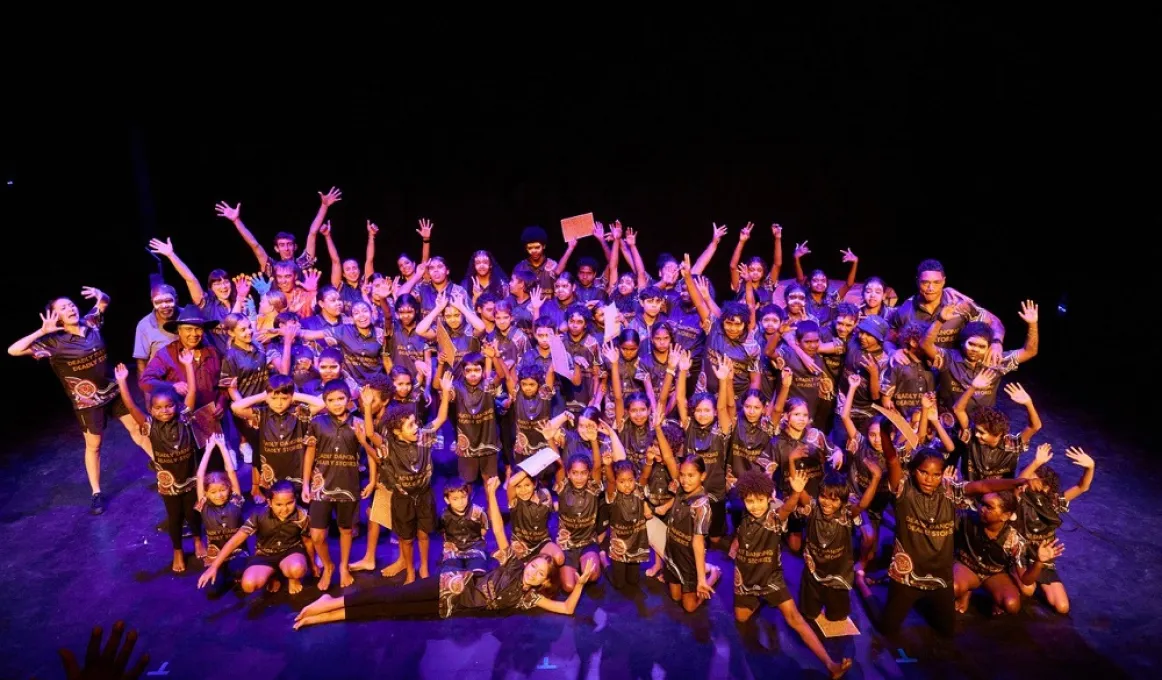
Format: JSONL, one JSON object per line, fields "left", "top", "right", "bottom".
{"left": 369, "top": 372, "right": 454, "bottom": 584}
{"left": 730, "top": 469, "right": 851, "bottom": 679}
{"left": 1015, "top": 444, "right": 1094, "bottom": 614}
{"left": 230, "top": 374, "right": 325, "bottom": 504}
{"left": 800, "top": 465, "right": 882, "bottom": 624}
{"left": 439, "top": 479, "right": 490, "bottom": 575}
{"left": 198, "top": 481, "right": 311, "bottom": 595}
{"left": 448, "top": 352, "right": 504, "bottom": 484}
{"left": 302, "top": 380, "right": 372, "bottom": 591}
{"left": 663, "top": 456, "right": 723, "bottom": 612}
{"left": 115, "top": 358, "right": 205, "bottom": 573}
{"left": 196, "top": 436, "right": 245, "bottom": 596}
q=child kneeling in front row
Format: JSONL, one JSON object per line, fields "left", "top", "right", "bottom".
{"left": 198, "top": 480, "right": 310, "bottom": 595}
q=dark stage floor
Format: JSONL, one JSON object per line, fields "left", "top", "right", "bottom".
{"left": 1, "top": 379, "right": 1157, "bottom": 680}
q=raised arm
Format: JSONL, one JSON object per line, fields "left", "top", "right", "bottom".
{"left": 215, "top": 201, "right": 269, "bottom": 273}
{"left": 766, "top": 224, "right": 783, "bottom": 286}
{"left": 953, "top": 370, "right": 995, "bottom": 431}
{"left": 364, "top": 221, "right": 379, "bottom": 280}
{"left": 691, "top": 223, "right": 727, "bottom": 275}
{"left": 321, "top": 221, "right": 342, "bottom": 288}
{"left": 1012, "top": 301, "right": 1039, "bottom": 364}
{"left": 728, "top": 223, "right": 752, "bottom": 292}
{"left": 149, "top": 238, "right": 205, "bottom": 306}
{"left": 8, "top": 308, "right": 60, "bottom": 357}
{"left": 484, "top": 476, "right": 509, "bottom": 553}
{"left": 113, "top": 364, "right": 148, "bottom": 429}
{"left": 1003, "top": 383, "right": 1041, "bottom": 445}
{"left": 1062, "top": 447, "right": 1095, "bottom": 502}
{"left": 427, "top": 372, "right": 455, "bottom": 432}
{"left": 837, "top": 249, "right": 859, "bottom": 299}
{"left": 303, "top": 188, "right": 343, "bottom": 264}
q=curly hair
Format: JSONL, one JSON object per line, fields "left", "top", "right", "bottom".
{"left": 735, "top": 469, "right": 775, "bottom": 500}
{"left": 974, "top": 407, "right": 1009, "bottom": 437}
{"left": 899, "top": 320, "right": 928, "bottom": 348}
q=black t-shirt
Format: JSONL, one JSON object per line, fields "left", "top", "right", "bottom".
{"left": 964, "top": 430, "right": 1026, "bottom": 481}
{"left": 452, "top": 378, "right": 502, "bottom": 458}
{"left": 146, "top": 414, "right": 198, "bottom": 496}
{"left": 733, "top": 502, "right": 789, "bottom": 597}
{"left": 556, "top": 479, "right": 603, "bottom": 550}
{"left": 888, "top": 477, "right": 971, "bottom": 590}
{"left": 510, "top": 488, "right": 553, "bottom": 550}
{"left": 664, "top": 489, "right": 712, "bottom": 587}
{"left": 305, "top": 413, "right": 363, "bottom": 501}
{"left": 31, "top": 313, "right": 120, "bottom": 411}
{"left": 685, "top": 422, "right": 729, "bottom": 502}
{"left": 252, "top": 403, "right": 311, "bottom": 487}
{"left": 380, "top": 426, "right": 435, "bottom": 494}
{"left": 441, "top": 505, "right": 488, "bottom": 559}
{"left": 607, "top": 487, "right": 650, "bottom": 563}
{"left": 242, "top": 506, "right": 309, "bottom": 556}
{"left": 200, "top": 495, "right": 246, "bottom": 566}
{"left": 219, "top": 343, "right": 270, "bottom": 398}
{"left": 803, "top": 498, "right": 861, "bottom": 590}
{"left": 438, "top": 544, "right": 543, "bottom": 619}
{"left": 955, "top": 512, "right": 1027, "bottom": 576}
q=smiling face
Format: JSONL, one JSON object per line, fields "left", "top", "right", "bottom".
{"left": 474, "top": 254, "right": 491, "bottom": 277}
{"left": 513, "top": 474, "right": 535, "bottom": 502}
{"left": 679, "top": 460, "right": 706, "bottom": 494}
{"left": 818, "top": 490, "right": 843, "bottom": 516}
{"left": 397, "top": 255, "right": 416, "bottom": 278}
{"left": 627, "top": 399, "right": 649, "bottom": 427}
{"left": 834, "top": 314, "right": 856, "bottom": 341}
{"left": 692, "top": 397, "right": 715, "bottom": 427}
{"left": 810, "top": 272, "right": 828, "bottom": 294}
{"left": 863, "top": 281, "right": 884, "bottom": 308}
{"left": 206, "top": 481, "right": 230, "bottom": 507}
{"left": 271, "top": 490, "right": 297, "bottom": 520}
{"left": 522, "top": 555, "right": 551, "bottom": 588}
{"left": 275, "top": 269, "right": 296, "bottom": 294}
{"left": 210, "top": 278, "right": 232, "bottom": 302}
{"left": 274, "top": 238, "right": 296, "bottom": 261}
{"left": 177, "top": 324, "right": 204, "bottom": 349}
{"left": 342, "top": 259, "right": 361, "bottom": 284}
{"left": 785, "top": 289, "right": 806, "bottom": 314}
{"left": 150, "top": 393, "right": 178, "bottom": 422}
{"left": 744, "top": 493, "right": 771, "bottom": 519}
{"left": 152, "top": 292, "right": 176, "bottom": 320}
{"left": 722, "top": 315, "right": 745, "bottom": 340}
{"left": 351, "top": 302, "right": 373, "bottom": 330}
{"left": 230, "top": 316, "right": 253, "bottom": 345}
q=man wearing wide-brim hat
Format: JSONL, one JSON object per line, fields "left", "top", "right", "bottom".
{"left": 140, "top": 305, "right": 228, "bottom": 447}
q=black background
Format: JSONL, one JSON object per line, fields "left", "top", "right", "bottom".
{"left": 1, "top": 12, "right": 1147, "bottom": 439}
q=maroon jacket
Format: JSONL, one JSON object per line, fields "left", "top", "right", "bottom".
{"left": 140, "top": 340, "right": 226, "bottom": 413}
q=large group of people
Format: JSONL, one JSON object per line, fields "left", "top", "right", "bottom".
{"left": 10, "top": 187, "right": 1096, "bottom": 678}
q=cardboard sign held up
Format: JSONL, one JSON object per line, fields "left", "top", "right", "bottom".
{"left": 561, "top": 213, "right": 596, "bottom": 242}
{"left": 436, "top": 320, "right": 458, "bottom": 367}
{"left": 601, "top": 301, "right": 621, "bottom": 343}
{"left": 547, "top": 333, "right": 574, "bottom": 380}
{"left": 517, "top": 448, "right": 561, "bottom": 478}
{"left": 871, "top": 404, "right": 919, "bottom": 452}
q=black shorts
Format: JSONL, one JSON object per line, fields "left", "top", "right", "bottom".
{"left": 246, "top": 546, "right": 308, "bottom": 570}
{"left": 663, "top": 562, "right": 698, "bottom": 593}
{"left": 391, "top": 488, "right": 438, "bottom": 540}
{"left": 76, "top": 398, "right": 131, "bottom": 436}
{"left": 457, "top": 454, "right": 498, "bottom": 483}
{"left": 440, "top": 555, "right": 488, "bottom": 574}
{"left": 563, "top": 543, "right": 600, "bottom": 572}
{"left": 734, "top": 588, "right": 792, "bottom": 612}
{"left": 1037, "top": 564, "right": 1062, "bottom": 585}
{"left": 798, "top": 572, "right": 852, "bottom": 621}
{"left": 309, "top": 499, "right": 357, "bottom": 530}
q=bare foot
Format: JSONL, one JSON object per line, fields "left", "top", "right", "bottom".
{"left": 317, "top": 565, "right": 334, "bottom": 592}
{"left": 194, "top": 539, "right": 207, "bottom": 560}
{"left": 339, "top": 568, "right": 354, "bottom": 588}
{"left": 828, "top": 658, "right": 853, "bottom": 679}
{"left": 349, "top": 557, "right": 376, "bottom": 573}
{"left": 418, "top": 564, "right": 430, "bottom": 579}
{"left": 296, "top": 593, "right": 337, "bottom": 621}
{"left": 955, "top": 593, "right": 970, "bottom": 614}
{"left": 267, "top": 578, "right": 282, "bottom": 593}
{"left": 172, "top": 552, "right": 186, "bottom": 573}
{"left": 403, "top": 571, "right": 416, "bottom": 585}
{"left": 381, "top": 559, "right": 407, "bottom": 578}
{"left": 991, "top": 604, "right": 1006, "bottom": 617}
{"left": 311, "top": 561, "right": 321, "bottom": 578}
{"left": 288, "top": 578, "right": 303, "bottom": 595}
{"left": 645, "top": 563, "right": 663, "bottom": 579}
{"left": 294, "top": 610, "right": 343, "bottom": 630}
